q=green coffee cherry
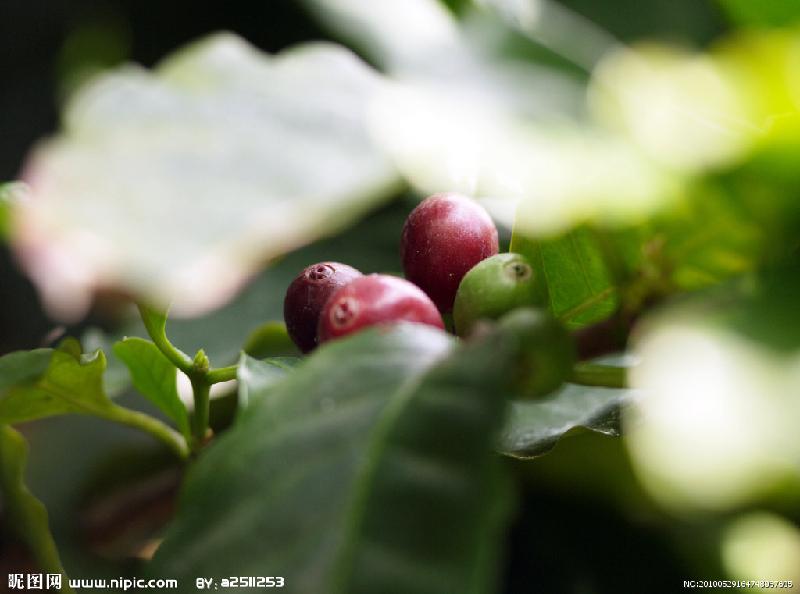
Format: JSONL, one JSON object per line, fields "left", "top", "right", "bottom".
{"left": 453, "top": 253, "right": 548, "bottom": 337}
{"left": 497, "top": 308, "right": 575, "bottom": 399}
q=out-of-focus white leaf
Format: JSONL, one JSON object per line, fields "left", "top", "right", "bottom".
{"left": 302, "top": 0, "right": 460, "bottom": 70}
{"left": 305, "top": 0, "right": 680, "bottom": 235}
{"left": 722, "top": 513, "right": 800, "bottom": 588}
{"left": 589, "top": 44, "right": 756, "bottom": 172}
{"left": 626, "top": 319, "right": 800, "bottom": 511}
{"left": 370, "top": 81, "right": 676, "bottom": 234}
{"left": 14, "top": 33, "right": 398, "bottom": 320}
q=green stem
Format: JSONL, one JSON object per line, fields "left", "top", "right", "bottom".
{"left": 104, "top": 404, "right": 189, "bottom": 460}
{"left": 570, "top": 362, "right": 628, "bottom": 389}
{"left": 207, "top": 365, "right": 238, "bottom": 384}
{"left": 190, "top": 378, "right": 211, "bottom": 447}
{"left": 137, "top": 303, "right": 193, "bottom": 375}
{"left": 0, "top": 426, "right": 74, "bottom": 592}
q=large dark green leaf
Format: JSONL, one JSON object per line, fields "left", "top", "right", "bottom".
{"left": 113, "top": 337, "right": 190, "bottom": 438}
{"left": 149, "top": 322, "right": 527, "bottom": 593}
{"left": 510, "top": 228, "right": 618, "bottom": 328}
{"left": 0, "top": 425, "right": 72, "bottom": 585}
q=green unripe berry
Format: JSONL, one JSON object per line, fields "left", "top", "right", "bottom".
{"left": 453, "top": 253, "right": 548, "bottom": 337}
{"left": 497, "top": 308, "right": 575, "bottom": 399}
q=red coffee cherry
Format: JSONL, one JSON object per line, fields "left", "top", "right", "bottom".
{"left": 318, "top": 274, "right": 444, "bottom": 343}
{"left": 401, "top": 192, "right": 499, "bottom": 312}
{"left": 284, "top": 262, "right": 362, "bottom": 353}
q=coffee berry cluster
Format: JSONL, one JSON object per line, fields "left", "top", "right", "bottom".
{"left": 284, "top": 191, "right": 556, "bottom": 353}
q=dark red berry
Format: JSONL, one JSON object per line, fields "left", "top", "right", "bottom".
{"left": 401, "top": 192, "right": 499, "bottom": 312}
{"left": 318, "top": 274, "right": 444, "bottom": 343}
{"left": 284, "top": 262, "right": 362, "bottom": 353}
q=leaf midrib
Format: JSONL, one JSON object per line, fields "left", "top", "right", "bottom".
{"left": 329, "top": 353, "right": 448, "bottom": 594}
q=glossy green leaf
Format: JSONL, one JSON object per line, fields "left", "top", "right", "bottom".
{"left": 719, "top": 0, "right": 800, "bottom": 27}
{"left": 113, "top": 337, "right": 190, "bottom": 438}
{"left": 0, "top": 425, "right": 71, "bottom": 585}
{"left": 510, "top": 227, "right": 618, "bottom": 328}
{"left": 15, "top": 33, "right": 398, "bottom": 320}
{"left": 500, "top": 383, "right": 635, "bottom": 459}
{"left": 150, "top": 321, "right": 528, "bottom": 592}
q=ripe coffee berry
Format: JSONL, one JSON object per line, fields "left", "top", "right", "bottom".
{"left": 453, "top": 253, "right": 548, "bottom": 337}
{"left": 401, "top": 192, "right": 499, "bottom": 312}
{"left": 284, "top": 262, "right": 362, "bottom": 353}
{"left": 318, "top": 274, "right": 444, "bottom": 343}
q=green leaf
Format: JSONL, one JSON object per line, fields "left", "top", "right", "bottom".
{"left": 0, "top": 343, "right": 189, "bottom": 458}
{"left": 16, "top": 33, "right": 398, "bottom": 319}
{"left": 150, "top": 321, "right": 526, "bottom": 591}
{"left": 499, "top": 383, "right": 635, "bottom": 459}
{"left": 0, "top": 349, "right": 52, "bottom": 392}
{"left": 113, "top": 337, "right": 190, "bottom": 438}
{"left": 718, "top": 0, "right": 800, "bottom": 27}
{"left": 0, "top": 345, "right": 115, "bottom": 424}
{"left": 0, "top": 425, "right": 72, "bottom": 585}
{"left": 510, "top": 227, "right": 618, "bottom": 328}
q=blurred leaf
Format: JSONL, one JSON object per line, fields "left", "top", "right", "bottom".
{"left": 56, "top": 17, "right": 131, "bottom": 102}
{"left": 242, "top": 321, "right": 300, "bottom": 358}
{"left": 113, "top": 337, "right": 190, "bottom": 438}
{"left": 236, "top": 354, "right": 300, "bottom": 411}
{"left": 0, "top": 182, "right": 27, "bottom": 241}
{"left": 500, "top": 383, "right": 634, "bottom": 459}
{"left": 556, "top": 0, "right": 723, "bottom": 44}
{"left": 16, "top": 33, "right": 398, "bottom": 320}
{"left": 511, "top": 228, "right": 618, "bottom": 328}
{"left": 652, "top": 180, "right": 764, "bottom": 291}
{"left": 303, "top": 0, "right": 461, "bottom": 70}
{"left": 0, "top": 425, "right": 70, "bottom": 581}
{"left": 150, "top": 321, "right": 528, "bottom": 592}
{"left": 307, "top": 0, "right": 675, "bottom": 236}
{"left": 719, "top": 0, "right": 800, "bottom": 27}
{"left": 626, "top": 270, "right": 800, "bottom": 510}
